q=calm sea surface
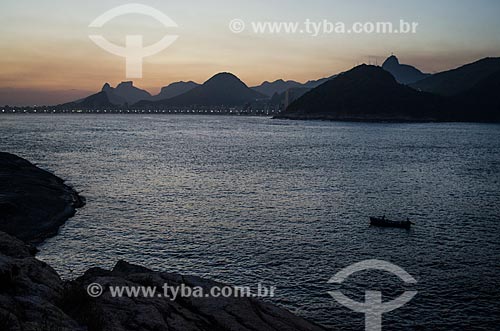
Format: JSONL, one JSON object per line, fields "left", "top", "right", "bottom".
{"left": 1, "top": 114, "right": 499, "bottom": 330}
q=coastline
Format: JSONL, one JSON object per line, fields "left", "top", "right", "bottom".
{"left": 0, "top": 152, "right": 85, "bottom": 244}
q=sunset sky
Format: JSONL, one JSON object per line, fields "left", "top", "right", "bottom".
{"left": 1, "top": 0, "right": 500, "bottom": 105}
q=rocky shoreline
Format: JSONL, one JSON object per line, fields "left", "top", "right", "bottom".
{"left": 0, "top": 152, "right": 85, "bottom": 243}
{"left": 0, "top": 153, "right": 326, "bottom": 331}
{"left": 0, "top": 231, "right": 326, "bottom": 330}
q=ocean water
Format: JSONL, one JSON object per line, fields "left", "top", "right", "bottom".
{"left": 1, "top": 114, "right": 499, "bottom": 330}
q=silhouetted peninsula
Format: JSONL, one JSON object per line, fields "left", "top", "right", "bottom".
{"left": 276, "top": 65, "right": 444, "bottom": 121}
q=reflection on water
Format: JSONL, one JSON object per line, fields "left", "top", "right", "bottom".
{"left": 1, "top": 114, "right": 499, "bottom": 330}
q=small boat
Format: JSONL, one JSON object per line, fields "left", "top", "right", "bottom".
{"left": 370, "top": 216, "right": 413, "bottom": 229}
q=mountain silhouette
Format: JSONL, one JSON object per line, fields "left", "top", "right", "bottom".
{"left": 276, "top": 64, "right": 444, "bottom": 121}
{"left": 138, "top": 73, "right": 266, "bottom": 107}
{"left": 57, "top": 83, "right": 118, "bottom": 108}
{"left": 112, "top": 81, "right": 151, "bottom": 104}
{"left": 101, "top": 83, "right": 126, "bottom": 105}
{"left": 150, "top": 81, "right": 200, "bottom": 101}
{"left": 382, "top": 55, "right": 429, "bottom": 84}
{"left": 63, "top": 89, "right": 115, "bottom": 108}
{"left": 64, "top": 82, "right": 151, "bottom": 107}
{"left": 252, "top": 79, "right": 302, "bottom": 97}
{"left": 64, "top": 81, "right": 199, "bottom": 107}
{"left": 410, "top": 57, "right": 500, "bottom": 96}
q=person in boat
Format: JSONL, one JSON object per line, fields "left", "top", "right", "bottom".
{"left": 382, "top": 215, "right": 386, "bottom": 220}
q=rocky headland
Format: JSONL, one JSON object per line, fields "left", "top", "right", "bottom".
{"left": 0, "top": 152, "right": 85, "bottom": 243}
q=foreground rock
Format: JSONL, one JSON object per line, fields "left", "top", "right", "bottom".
{"left": 0, "top": 231, "right": 84, "bottom": 331}
{"left": 0, "top": 152, "right": 85, "bottom": 243}
{"left": 0, "top": 230, "right": 326, "bottom": 331}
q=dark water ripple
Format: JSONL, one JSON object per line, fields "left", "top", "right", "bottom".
{"left": 1, "top": 115, "right": 499, "bottom": 330}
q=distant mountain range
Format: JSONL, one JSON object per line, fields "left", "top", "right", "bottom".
{"left": 277, "top": 57, "right": 500, "bottom": 122}
{"left": 60, "top": 73, "right": 337, "bottom": 109}
{"left": 55, "top": 55, "right": 500, "bottom": 122}
{"left": 63, "top": 81, "right": 200, "bottom": 108}
{"left": 137, "top": 73, "right": 266, "bottom": 107}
